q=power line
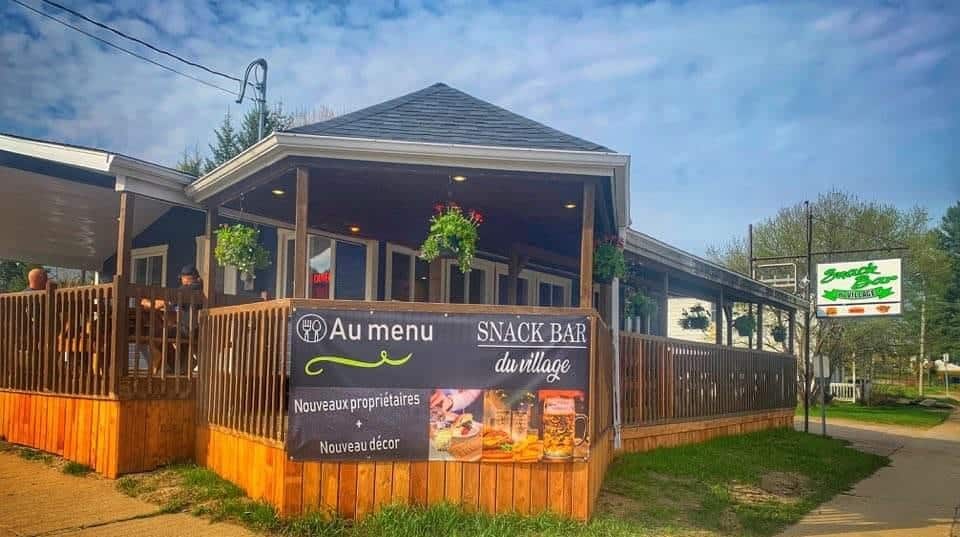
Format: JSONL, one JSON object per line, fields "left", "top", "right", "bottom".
{"left": 9, "top": 0, "right": 237, "bottom": 96}
{"left": 37, "top": 0, "right": 246, "bottom": 86}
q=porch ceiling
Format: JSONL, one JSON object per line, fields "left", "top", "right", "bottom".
{"left": 223, "top": 159, "right": 605, "bottom": 261}
{"left": 0, "top": 165, "right": 170, "bottom": 270}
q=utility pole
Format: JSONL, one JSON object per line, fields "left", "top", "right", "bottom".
{"left": 919, "top": 297, "right": 926, "bottom": 397}
{"left": 810, "top": 205, "right": 826, "bottom": 436}
{"left": 803, "top": 201, "right": 812, "bottom": 433}
{"left": 236, "top": 59, "right": 268, "bottom": 141}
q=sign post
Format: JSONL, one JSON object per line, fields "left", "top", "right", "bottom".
{"left": 944, "top": 353, "right": 951, "bottom": 396}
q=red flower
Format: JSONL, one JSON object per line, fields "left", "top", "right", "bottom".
{"left": 433, "top": 203, "right": 445, "bottom": 214}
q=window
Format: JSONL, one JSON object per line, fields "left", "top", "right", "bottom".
{"left": 494, "top": 265, "right": 571, "bottom": 307}
{"left": 276, "top": 230, "right": 373, "bottom": 300}
{"left": 130, "top": 245, "right": 168, "bottom": 287}
{"left": 442, "top": 259, "right": 496, "bottom": 304}
{"left": 386, "top": 245, "right": 431, "bottom": 302}
{"left": 497, "top": 274, "right": 530, "bottom": 305}
{"left": 334, "top": 241, "right": 366, "bottom": 300}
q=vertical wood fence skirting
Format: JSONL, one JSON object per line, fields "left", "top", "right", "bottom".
{"left": 0, "top": 391, "right": 195, "bottom": 477}
{"left": 196, "top": 424, "right": 596, "bottom": 520}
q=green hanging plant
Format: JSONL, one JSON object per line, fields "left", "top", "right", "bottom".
{"left": 733, "top": 315, "right": 757, "bottom": 337}
{"left": 593, "top": 236, "right": 626, "bottom": 284}
{"left": 420, "top": 203, "right": 482, "bottom": 273}
{"left": 771, "top": 324, "right": 787, "bottom": 343}
{"left": 679, "top": 304, "right": 711, "bottom": 331}
{"left": 624, "top": 289, "right": 657, "bottom": 318}
{"left": 214, "top": 224, "right": 271, "bottom": 277}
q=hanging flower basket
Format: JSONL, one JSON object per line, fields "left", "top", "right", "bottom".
{"left": 733, "top": 315, "right": 757, "bottom": 338}
{"left": 771, "top": 324, "right": 787, "bottom": 343}
{"left": 593, "top": 236, "right": 625, "bottom": 284}
{"left": 679, "top": 304, "right": 711, "bottom": 331}
{"left": 420, "top": 203, "right": 482, "bottom": 273}
{"left": 214, "top": 224, "right": 271, "bottom": 289}
{"left": 624, "top": 289, "right": 657, "bottom": 319}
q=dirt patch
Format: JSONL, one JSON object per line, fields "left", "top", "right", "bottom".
{"left": 596, "top": 490, "right": 646, "bottom": 514}
{"left": 730, "top": 471, "right": 809, "bottom": 505}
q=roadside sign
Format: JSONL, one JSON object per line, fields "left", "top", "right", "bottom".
{"left": 816, "top": 258, "right": 902, "bottom": 318}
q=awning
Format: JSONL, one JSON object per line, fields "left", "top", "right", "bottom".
{"left": 0, "top": 134, "right": 194, "bottom": 270}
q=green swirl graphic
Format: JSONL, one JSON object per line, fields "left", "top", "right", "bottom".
{"left": 304, "top": 350, "right": 412, "bottom": 376}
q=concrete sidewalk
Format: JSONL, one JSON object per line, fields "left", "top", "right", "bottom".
{"left": 0, "top": 451, "right": 254, "bottom": 537}
{"left": 779, "top": 412, "right": 960, "bottom": 537}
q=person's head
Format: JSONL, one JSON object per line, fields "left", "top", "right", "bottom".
{"left": 27, "top": 268, "right": 48, "bottom": 290}
{"left": 179, "top": 265, "right": 201, "bottom": 288}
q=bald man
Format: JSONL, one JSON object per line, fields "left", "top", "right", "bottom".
{"left": 26, "top": 268, "right": 48, "bottom": 291}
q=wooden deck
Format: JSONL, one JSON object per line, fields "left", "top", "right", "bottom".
{"left": 1, "top": 290, "right": 798, "bottom": 520}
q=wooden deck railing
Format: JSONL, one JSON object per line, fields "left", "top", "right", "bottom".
{"left": 0, "top": 290, "right": 48, "bottom": 393}
{"left": 197, "top": 300, "right": 291, "bottom": 443}
{"left": 619, "top": 333, "right": 796, "bottom": 426}
{"left": 0, "top": 283, "right": 204, "bottom": 399}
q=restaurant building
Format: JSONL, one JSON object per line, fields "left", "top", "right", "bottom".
{"left": 0, "top": 83, "right": 802, "bottom": 520}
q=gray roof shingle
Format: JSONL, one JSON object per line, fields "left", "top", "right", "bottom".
{"left": 286, "top": 83, "right": 613, "bottom": 152}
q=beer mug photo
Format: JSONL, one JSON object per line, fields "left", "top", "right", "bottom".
{"left": 540, "top": 392, "right": 587, "bottom": 460}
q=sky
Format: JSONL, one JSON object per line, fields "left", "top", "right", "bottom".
{"left": 1, "top": 0, "right": 958, "bottom": 255}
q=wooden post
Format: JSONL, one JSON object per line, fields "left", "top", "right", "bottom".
{"left": 428, "top": 260, "right": 443, "bottom": 302}
{"left": 788, "top": 309, "right": 796, "bottom": 355}
{"left": 756, "top": 303, "right": 764, "bottom": 351}
{"left": 660, "top": 272, "right": 669, "bottom": 337}
{"left": 579, "top": 182, "right": 595, "bottom": 309}
{"left": 715, "top": 288, "right": 724, "bottom": 345}
{"left": 294, "top": 167, "right": 310, "bottom": 299}
{"left": 203, "top": 206, "right": 219, "bottom": 305}
{"left": 110, "top": 191, "right": 134, "bottom": 396}
{"left": 42, "top": 281, "right": 57, "bottom": 391}
{"left": 725, "top": 304, "right": 733, "bottom": 346}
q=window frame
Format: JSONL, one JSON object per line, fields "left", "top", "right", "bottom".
{"left": 493, "top": 263, "right": 573, "bottom": 307}
{"left": 385, "top": 243, "right": 422, "bottom": 302}
{"left": 441, "top": 258, "right": 498, "bottom": 304}
{"left": 275, "top": 229, "right": 376, "bottom": 300}
{"left": 130, "top": 244, "right": 168, "bottom": 287}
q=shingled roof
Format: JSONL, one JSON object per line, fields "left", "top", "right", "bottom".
{"left": 287, "top": 83, "right": 613, "bottom": 152}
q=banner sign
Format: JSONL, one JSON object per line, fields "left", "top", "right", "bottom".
{"left": 816, "top": 258, "right": 902, "bottom": 318}
{"left": 287, "top": 308, "right": 592, "bottom": 464}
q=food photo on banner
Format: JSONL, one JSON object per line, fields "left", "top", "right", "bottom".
{"left": 286, "top": 309, "right": 592, "bottom": 463}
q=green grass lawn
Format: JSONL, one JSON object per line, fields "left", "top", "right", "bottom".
{"left": 796, "top": 401, "right": 951, "bottom": 428}
{"left": 116, "top": 428, "right": 886, "bottom": 537}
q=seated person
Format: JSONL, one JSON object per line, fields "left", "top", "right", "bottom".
{"left": 25, "top": 267, "right": 48, "bottom": 291}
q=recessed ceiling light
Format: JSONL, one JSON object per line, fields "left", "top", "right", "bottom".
{"left": 271, "top": 189, "right": 285, "bottom": 196}
{"left": 348, "top": 225, "right": 361, "bottom": 233}
{"left": 564, "top": 202, "right": 577, "bottom": 209}
{"left": 452, "top": 175, "right": 467, "bottom": 182}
